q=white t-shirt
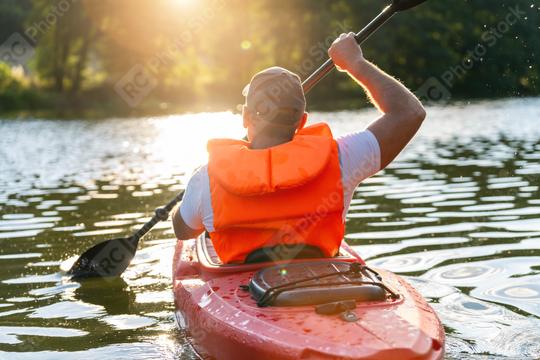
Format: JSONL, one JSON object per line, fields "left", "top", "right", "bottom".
{"left": 179, "top": 129, "right": 381, "bottom": 232}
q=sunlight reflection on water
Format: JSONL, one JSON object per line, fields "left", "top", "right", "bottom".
{"left": 0, "top": 98, "right": 540, "bottom": 359}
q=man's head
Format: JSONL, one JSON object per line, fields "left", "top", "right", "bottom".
{"left": 242, "top": 67, "right": 308, "bottom": 147}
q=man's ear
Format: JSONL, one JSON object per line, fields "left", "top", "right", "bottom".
{"left": 297, "top": 112, "right": 308, "bottom": 131}
{"left": 242, "top": 105, "right": 251, "bottom": 129}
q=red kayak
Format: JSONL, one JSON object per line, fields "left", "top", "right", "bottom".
{"left": 173, "top": 236, "right": 445, "bottom": 360}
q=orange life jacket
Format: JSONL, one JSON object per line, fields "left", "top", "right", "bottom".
{"left": 207, "top": 122, "right": 344, "bottom": 264}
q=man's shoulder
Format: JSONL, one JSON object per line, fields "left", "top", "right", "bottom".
{"left": 192, "top": 164, "right": 208, "bottom": 176}
{"left": 335, "top": 129, "right": 380, "bottom": 152}
{"left": 184, "top": 164, "right": 209, "bottom": 191}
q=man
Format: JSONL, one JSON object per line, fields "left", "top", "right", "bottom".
{"left": 171, "top": 32, "right": 426, "bottom": 263}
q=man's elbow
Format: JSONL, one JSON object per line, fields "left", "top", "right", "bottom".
{"left": 401, "top": 103, "right": 426, "bottom": 126}
{"left": 173, "top": 223, "right": 195, "bottom": 241}
{"left": 171, "top": 206, "right": 193, "bottom": 240}
{"left": 173, "top": 227, "right": 189, "bottom": 241}
{"left": 173, "top": 218, "right": 203, "bottom": 240}
{"left": 416, "top": 105, "right": 427, "bottom": 123}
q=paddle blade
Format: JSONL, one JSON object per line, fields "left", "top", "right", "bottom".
{"left": 67, "top": 237, "right": 138, "bottom": 279}
{"left": 392, "top": 0, "right": 429, "bottom": 11}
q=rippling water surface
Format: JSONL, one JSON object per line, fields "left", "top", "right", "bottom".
{"left": 1, "top": 98, "right": 539, "bottom": 359}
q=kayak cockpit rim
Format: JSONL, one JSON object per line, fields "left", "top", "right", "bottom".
{"left": 196, "top": 234, "right": 366, "bottom": 273}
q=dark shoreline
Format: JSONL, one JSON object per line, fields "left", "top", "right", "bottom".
{"left": 1, "top": 95, "right": 537, "bottom": 121}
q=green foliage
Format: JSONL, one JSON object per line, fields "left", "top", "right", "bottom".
{"left": 0, "top": 0, "right": 538, "bottom": 115}
{"left": 28, "top": 0, "right": 99, "bottom": 93}
{"left": 0, "top": 62, "right": 25, "bottom": 109}
{"left": 0, "top": 62, "right": 42, "bottom": 112}
{"left": 0, "top": 0, "right": 32, "bottom": 41}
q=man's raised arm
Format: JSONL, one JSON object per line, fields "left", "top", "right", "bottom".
{"left": 328, "top": 32, "right": 426, "bottom": 170}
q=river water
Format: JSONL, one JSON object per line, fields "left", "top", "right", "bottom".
{"left": 0, "top": 98, "right": 539, "bottom": 360}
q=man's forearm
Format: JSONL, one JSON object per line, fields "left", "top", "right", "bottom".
{"left": 171, "top": 203, "right": 203, "bottom": 240}
{"left": 346, "top": 58, "right": 425, "bottom": 119}
{"left": 328, "top": 32, "right": 426, "bottom": 169}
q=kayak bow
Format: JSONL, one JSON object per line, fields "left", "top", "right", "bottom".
{"left": 173, "top": 236, "right": 445, "bottom": 360}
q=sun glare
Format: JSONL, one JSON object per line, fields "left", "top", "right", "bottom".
{"left": 170, "top": 0, "right": 197, "bottom": 8}
{"left": 152, "top": 112, "right": 245, "bottom": 173}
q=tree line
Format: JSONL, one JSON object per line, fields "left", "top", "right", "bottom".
{"left": 0, "top": 0, "right": 538, "bottom": 117}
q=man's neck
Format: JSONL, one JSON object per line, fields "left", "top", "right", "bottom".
{"left": 250, "top": 136, "right": 292, "bottom": 150}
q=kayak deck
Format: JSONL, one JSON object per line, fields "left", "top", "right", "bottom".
{"left": 173, "top": 236, "right": 445, "bottom": 360}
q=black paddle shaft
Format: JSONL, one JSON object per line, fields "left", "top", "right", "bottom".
{"left": 302, "top": 0, "right": 429, "bottom": 94}
{"left": 132, "top": 191, "right": 184, "bottom": 242}
{"left": 67, "top": 190, "right": 184, "bottom": 278}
